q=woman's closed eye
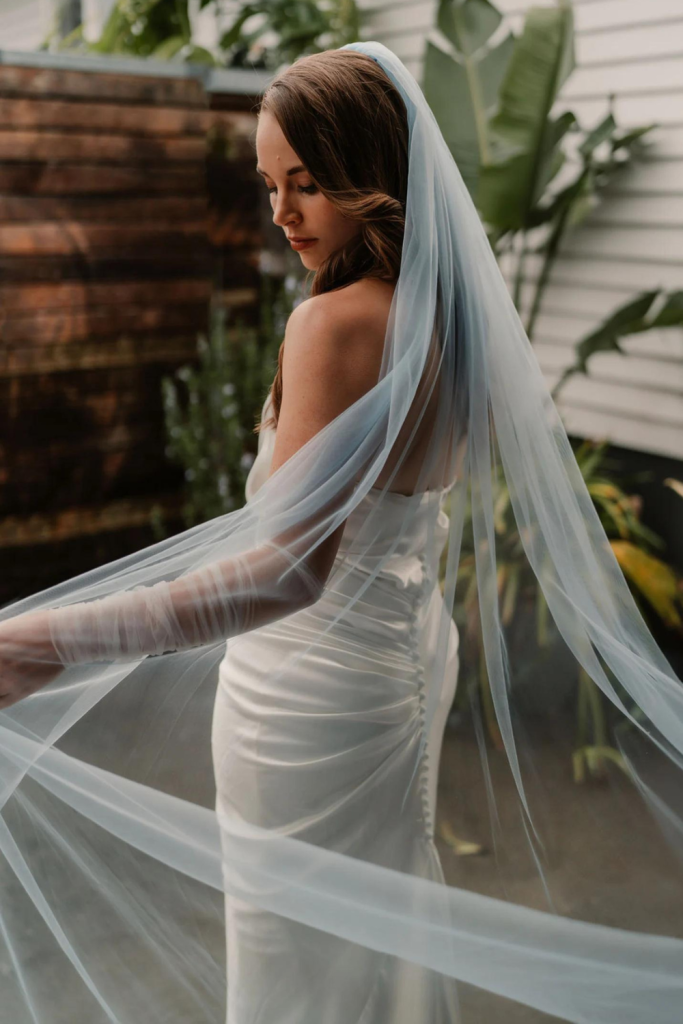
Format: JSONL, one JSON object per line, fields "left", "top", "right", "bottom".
{"left": 267, "top": 184, "right": 318, "bottom": 195}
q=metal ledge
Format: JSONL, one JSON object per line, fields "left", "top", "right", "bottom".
{"left": 0, "top": 47, "right": 275, "bottom": 94}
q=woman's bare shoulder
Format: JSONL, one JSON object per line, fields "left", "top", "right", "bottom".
{"left": 288, "top": 277, "right": 396, "bottom": 340}
{"left": 281, "top": 278, "right": 395, "bottom": 409}
{"left": 325, "top": 276, "right": 396, "bottom": 322}
{"left": 271, "top": 279, "right": 395, "bottom": 483}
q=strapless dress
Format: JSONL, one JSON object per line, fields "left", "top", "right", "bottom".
{"left": 211, "top": 397, "right": 461, "bottom": 1023}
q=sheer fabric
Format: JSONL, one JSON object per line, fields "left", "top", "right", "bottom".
{"left": 0, "top": 40, "right": 682, "bottom": 1023}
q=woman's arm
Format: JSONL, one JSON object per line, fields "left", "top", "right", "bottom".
{"left": 45, "top": 538, "right": 324, "bottom": 665}
{"left": 9, "top": 287, "right": 386, "bottom": 670}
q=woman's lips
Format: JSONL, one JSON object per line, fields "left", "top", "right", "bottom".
{"left": 289, "top": 238, "right": 317, "bottom": 251}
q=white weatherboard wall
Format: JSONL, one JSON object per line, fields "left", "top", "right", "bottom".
{"left": 357, "top": 0, "right": 683, "bottom": 460}
{"left": 0, "top": 0, "right": 56, "bottom": 49}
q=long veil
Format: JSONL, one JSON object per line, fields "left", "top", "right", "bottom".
{"left": 1, "top": 40, "right": 682, "bottom": 1023}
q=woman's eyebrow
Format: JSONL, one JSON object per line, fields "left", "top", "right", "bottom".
{"left": 255, "top": 164, "right": 307, "bottom": 177}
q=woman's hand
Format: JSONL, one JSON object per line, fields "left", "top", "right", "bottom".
{"left": 0, "top": 610, "right": 65, "bottom": 711}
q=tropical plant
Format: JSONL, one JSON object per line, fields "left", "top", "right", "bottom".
{"left": 442, "top": 439, "right": 683, "bottom": 781}
{"left": 425, "top": 0, "right": 683, "bottom": 776}
{"left": 422, "top": 0, "right": 683, "bottom": 391}
{"left": 151, "top": 272, "right": 297, "bottom": 534}
{"left": 51, "top": 0, "right": 360, "bottom": 70}
{"left": 215, "top": 0, "right": 361, "bottom": 70}
{"left": 550, "top": 288, "right": 683, "bottom": 399}
{"left": 50, "top": 0, "right": 216, "bottom": 62}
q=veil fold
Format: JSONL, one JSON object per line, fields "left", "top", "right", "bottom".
{"left": 1, "top": 40, "right": 682, "bottom": 1023}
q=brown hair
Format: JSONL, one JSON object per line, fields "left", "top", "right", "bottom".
{"left": 253, "top": 48, "right": 409, "bottom": 433}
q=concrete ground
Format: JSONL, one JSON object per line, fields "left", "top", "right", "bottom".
{"left": 433, "top": 712, "right": 683, "bottom": 1022}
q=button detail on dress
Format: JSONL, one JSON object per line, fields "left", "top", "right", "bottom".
{"left": 407, "top": 552, "right": 435, "bottom": 839}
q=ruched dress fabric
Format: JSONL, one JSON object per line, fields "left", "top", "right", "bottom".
{"left": 211, "top": 395, "right": 461, "bottom": 1023}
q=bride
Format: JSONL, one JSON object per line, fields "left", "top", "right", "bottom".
{"left": 215, "top": 53, "right": 462, "bottom": 1020}
{"left": 1, "top": 41, "right": 683, "bottom": 1024}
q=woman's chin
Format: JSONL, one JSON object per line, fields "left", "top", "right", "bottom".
{"left": 299, "top": 252, "right": 322, "bottom": 269}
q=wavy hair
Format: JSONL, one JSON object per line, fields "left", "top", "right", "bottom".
{"left": 253, "top": 48, "right": 409, "bottom": 432}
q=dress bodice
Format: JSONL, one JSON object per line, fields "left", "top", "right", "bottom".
{"left": 245, "top": 393, "right": 454, "bottom": 595}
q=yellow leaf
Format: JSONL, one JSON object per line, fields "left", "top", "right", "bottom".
{"left": 664, "top": 478, "right": 683, "bottom": 501}
{"left": 611, "top": 541, "right": 682, "bottom": 631}
{"left": 437, "top": 819, "right": 485, "bottom": 856}
{"left": 589, "top": 482, "right": 622, "bottom": 501}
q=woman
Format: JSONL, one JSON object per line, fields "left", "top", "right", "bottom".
{"left": 209, "top": 52, "right": 463, "bottom": 1021}
{"left": 1, "top": 41, "right": 682, "bottom": 1024}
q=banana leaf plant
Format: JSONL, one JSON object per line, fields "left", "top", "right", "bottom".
{"left": 422, "top": 0, "right": 683, "bottom": 387}
{"left": 551, "top": 288, "right": 683, "bottom": 400}
{"left": 424, "top": 0, "right": 683, "bottom": 781}
{"left": 440, "top": 441, "right": 683, "bottom": 782}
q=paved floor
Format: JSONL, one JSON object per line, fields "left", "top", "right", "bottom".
{"left": 434, "top": 711, "right": 683, "bottom": 1022}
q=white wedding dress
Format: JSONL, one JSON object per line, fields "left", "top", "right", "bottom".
{"left": 211, "top": 393, "right": 461, "bottom": 1023}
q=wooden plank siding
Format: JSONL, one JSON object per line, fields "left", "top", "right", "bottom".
{"left": 349, "top": 0, "right": 683, "bottom": 461}
{"left": 0, "top": 49, "right": 269, "bottom": 604}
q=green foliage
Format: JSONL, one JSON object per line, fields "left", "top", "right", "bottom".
{"left": 52, "top": 0, "right": 360, "bottom": 69}
{"left": 89, "top": 0, "right": 194, "bottom": 59}
{"left": 551, "top": 288, "right": 683, "bottom": 399}
{"left": 215, "top": 0, "right": 361, "bottom": 70}
{"left": 444, "top": 437, "right": 683, "bottom": 775}
{"left": 48, "top": 0, "right": 213, "bottom": 63}
{"left": 154, "top": 273, "right": 297, "bottom": 534}
{"left": 426, "top": 1, "right": 683, "bottom": 777}
{"left": 422, "top": 0, "right": 683, "bottom": 379}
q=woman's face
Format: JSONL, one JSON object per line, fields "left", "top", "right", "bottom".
{"left": 255, "top": 111, "right": 362, "bottom": 269}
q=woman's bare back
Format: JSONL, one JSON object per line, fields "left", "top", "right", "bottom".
{"left": 332, "top": 277, "right": 454, "bottom": 497}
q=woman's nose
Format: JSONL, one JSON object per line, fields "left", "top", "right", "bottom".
{"left": 272, "top": 194, "right": 300, "bottom": 228}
